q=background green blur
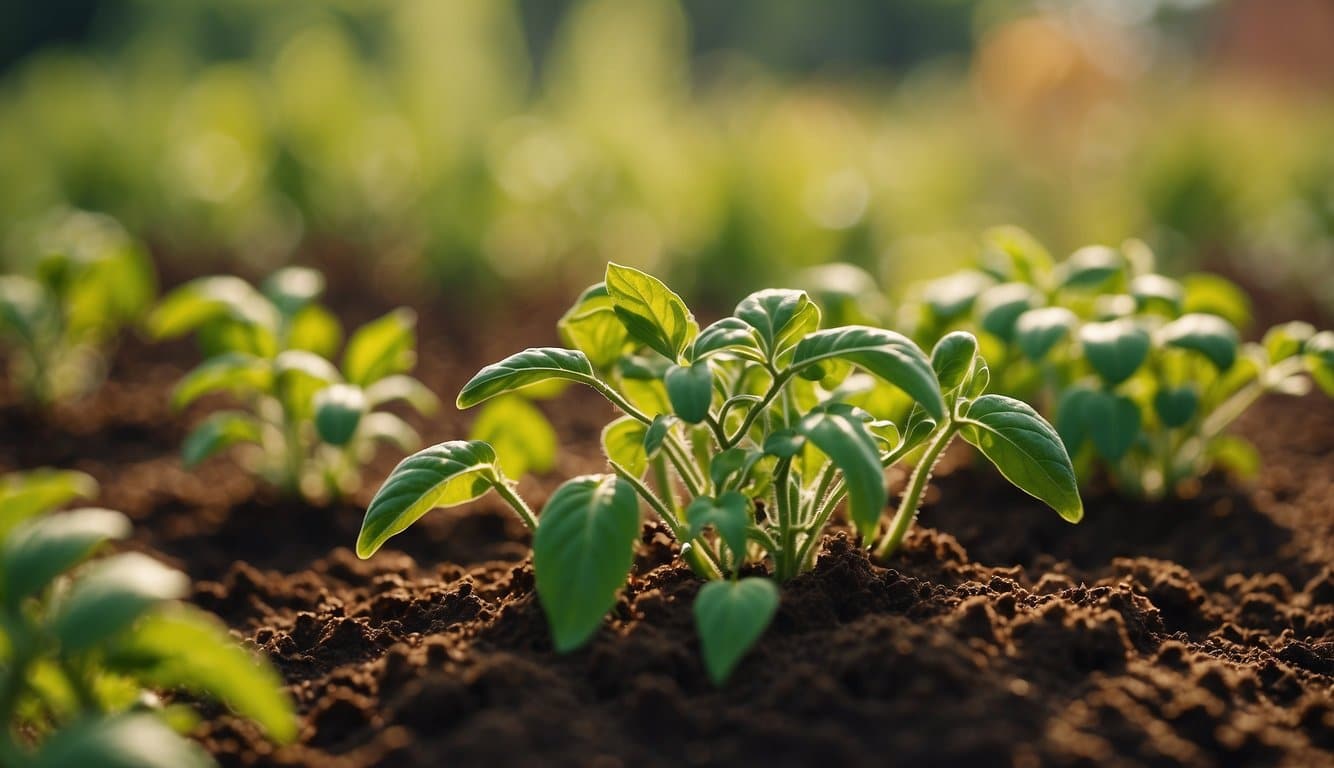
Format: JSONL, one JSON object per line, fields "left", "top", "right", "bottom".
{"left": 1, "top": 0, "right": 1332, "bottom": 311}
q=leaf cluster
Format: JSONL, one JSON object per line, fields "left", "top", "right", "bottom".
{"left": 359, "top": 263, "right": 1079, "bottom": 684}
{"left": 0, "top": 470, "right": 295, "bottom": 767}
{"left": 0, "top": 211, "right": 155, "bottom": 405}
{"left": 148, "top": 267, "right": 437, "bottom": 501}
{"left": 900, "top": 227, "right": 1334, "bottom": 497}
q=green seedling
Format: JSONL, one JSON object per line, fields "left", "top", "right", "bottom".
{"left": 901, "top": 227, "right": 1334, "bottom": 497}
{"left": 357, "top": 263, "right": 1079, "bottom": 684}
{"left": 0, "top": 469, "right": 295, "bottom": 767}
{"left": 0, "top": 211, "right": 155, "bottom": 405}
{"left": 147, "top": 267, "right": 438, "bottom": 501}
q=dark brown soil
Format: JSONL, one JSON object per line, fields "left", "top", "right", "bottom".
{"left": 2, "top": 288, "right": 1332, "bottom": 768}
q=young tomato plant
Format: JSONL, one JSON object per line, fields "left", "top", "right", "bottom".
{"left": 0, "top": 210, "right": 155, "bottom": 405}
{"left": 0, "top": 469, "right": 295, "bottom": 767}
{"left": 900, "top": 227, "right": 1334, "bottom": 497}
{"left": 358, "top": 264, "right": 1080, "bottom": 684}
{"left": 147, "top": 267, "right": 438, "bottom": 501}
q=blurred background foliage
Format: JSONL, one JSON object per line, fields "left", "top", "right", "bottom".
{"left": 0, "top": 0, "right": 1331, "bottom": 312}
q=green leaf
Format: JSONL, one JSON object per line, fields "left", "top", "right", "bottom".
{"left": 691, "top": 317, "right": 765, "bottom": 362}
{"left": 53, "top": 553, "right": 190, "bottom": 652}
{"left": 357, "top": 441, "right": 499, "bottom": 558}
{"left": 363, "top": 374, "right": 440, "bottom": 413}
{"left": 734, "top": 289, "right": 821, "bottom": 360}
{"left": 0, "top": 275, "right": 51, "bottom": 346}
{"left": 1182, "top": 272, "right": 1252, "bottom": 331}
{"left": 557, "top": 283, "right": 631, "bottom": 370}
{"left": 1154, "top": 387, "right": 1198, "bottom": 428}
{"left": 976, "top": 283, "right": 1041, "bottom": 342}
{"left": 665, "top": 361, "right": 713, "bottom": 424}
{"left": 921, "top": 270, "right": 994, "bottom": 320}
{"left": 2, "top": 508, "right": 131, "bottom": 607}
{"left": 261, "top": 266, "right": 325, "bottom": 317}
{"left": 1208, "top": 435, "right": 1261, "bottom": 480}
{"left": 1130, "top": 274, "right": 1184, "bottom": 315}
{"left": 930, "top": 331, "right": 979, "bottom": 392}
{"left": 1080, "top": 319, "right": 1150, "bottom": 385}
{"left": 342, "top": 308, "right": 417, "bottom": 387}
{"left": 457, "top": 348, "right": 598, "bottom": 409}
{"left": 274, "top": 349, "right": 343, "bottom": 419}
{"left": 172, "top": 353, "right": 272, "bottom": 410}
{"left": 1158, "top": 313, "right": 1239, "bottom": 372}
{"left": 798, "top": 412, "right": 887, "bottom": 538}
{"left": 791, "top": 326, "right": 945, "bottom": 420}
{"left": 982, "top": 226, "right": 1053, "bottom": 284}
{"left": 1307, "top": 331, "right": 1334, "bottom": 396}
{"left": 1054, "top": 386, "right": 1098, "bottom": 453}
{"left": 1084, "top": 391, "right": 1141, "bottom": 461}
{"left": 470, "top": 396, "right": 557, "bottom": 477}
{"left": 763, "top": 429, "right": 805, "bottom": 459}
{"left": 602, "top": 416, "right": 649, "bottom": 477}
{"left": 605, "top": 263, "right": 697, "bottom": 361}
{"left": 533, "top": 475, "right": 640, "bottom": 652}
{"left": 105, "top": 604, "right": 296, "bottom": 743}
{"left": 358, "top": 412, "right": 421, "bottom": 451}
{"left": 694, "top": 578, "right": 778, "bottom": 685}
{"left": 30, "top": 713, "right": 213, "bottom": 768}
{"left": 182, "top": 411, "right": 263, "bottom": 468}
{"left": 1057, "top": 245, "right": 1125, "bottom": 289}
{"left": 709, "top": 448, "right": 752, "bottom": 491}
{"left": 0, "top": 469, "right": 98, "bottom": 537}
{"left": 960, "top": 395, "right": 1082, "bottom": 523}
{"left": 1015, "top": 307, "right": 1077, "bottom": 362}
{"left": 286, "top": 304, "right": 343, "bottom": 358}
{"left": 1263, "top": 321, "right": 1315, "bottom": 363}
{"left": 146, "top": 276, "right": 278, "bottom": 340}
{"left": 313, "top": 384, "right": 367, "bottom": 446}
{"left": 687, "top": 492, "right": 750, "bottom": 557}
{"left": 643, "top": 414, "right": 677, "bottom": 458}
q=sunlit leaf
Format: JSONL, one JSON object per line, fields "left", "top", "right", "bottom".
{"left": 694, "top": 578, "right": 778, "bottom": 685}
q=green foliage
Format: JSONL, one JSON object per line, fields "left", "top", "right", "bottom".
{"left": 901, "top": 228, "right": 1334, "bottom": 498}
{"left": 0, "top": 211, "right": 155, "bottom": 405}
{"left": 359, "top": 263, "right": 1078, "bottom": 684}
{"left": 150, "top": 267, "right": 437, "bottom": 501}
{"left": 0, "top": 470, "right": 294, "bottom": 766}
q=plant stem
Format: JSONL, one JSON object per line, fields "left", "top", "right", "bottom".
{"left": 773, "top": 458, "right": 796, "bottom": 580}
{"left": 873, "top": 422, "right": 959, "bottom": 560}
{"left": 663, "top": 436, "right": 706, "bottom": 497}
{"left": 588, "top": 379, "right": 653, "bottom": 425}
{"left": 611, "top": 460, "right": 722, "bottom": 579}
{"left": 724, "top": 370, "right": 792, "bottom": 447}
{"left": 491, "top": 478, "right": 538, "bottom": 531}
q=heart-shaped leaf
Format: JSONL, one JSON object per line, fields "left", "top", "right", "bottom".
{"left": 960, "top": 395, "right": 1082, "bottom": 523}
{"left": 1153, "top": 386, "right": 1198, "bottom": 428}
{"left": 665, "top": 361, "right": 713, "bottom": 424}
{"left": 1015, "top": 307, "right": 1077, "bottom": 362}
{"left": 1084, "top": 391, "right": 1141, "bottom": 461}
{"left": 313, "top": 384, "right": 367, "bottom": 446}
{"left": 605, "top": 263, "right": 697, "bottom": 361}
{"left": 976, "top": 283, "right": 1042, "bottom": 342}
{"left": 1058, "top": 245, "right": 1125, "bottom": 289}
{"left": 921, "top": 270, "right": 994, "bottom": 320}
{"left": 687, "top": 491, "right": 750, "bottom": 557}
{"left": 342, "top": 308, "right": 417, "bottom": 386}
{"left": 1158, "top": 313, "right": 1238, "bottom": 372}
{"left": 533, "top": 475, "right": 640, "bottom": 652}
{"left": 691, "top": 317, "right": 764, "bottom": 362}
{"left": 457, "top": 348, "right": 598, "bottom": 409}
{"left": 694, "top": 578, "right": 778, "bottom": 685}
{"left": 1080, "top": 319, "right": 1150, "bottom": 385}
{"left": 358, "top": 441, "right": 499, "bottom": 557}
{"left": 1054, "top": 386, "right": 1099, "bottom": 453}
{"left": 1130, "top": 274, "right": 1183, "bottom": 315}
{"left": 799, "top": 411, "right": 887, "bottom": 538}
{"left": 790, "top": 326, "right": 944, "bottom": 420}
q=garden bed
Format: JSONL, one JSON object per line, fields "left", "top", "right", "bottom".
{"left": 2, "top": 283, "right": 1331, "bottom": 768}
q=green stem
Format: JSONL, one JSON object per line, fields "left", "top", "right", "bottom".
{"left": 773, "top": 458, "right": 796, "bottom": 580}
{"left": 491, "top": 478, "right": 538, "bottom": 531}
{"left": 588, "top": 379, "right": 653, "bottom": 425}
{"left": 873, "top": 422, "right": 959, "bottom": 561}
{"left": 724, "top": 370, "right": 793, "bottom": 448}
{"left": 663, "top": 436, "right": 706, "bottom": 497}
{"left": 611, "top": 460, "right": 723, "bottom": 579}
